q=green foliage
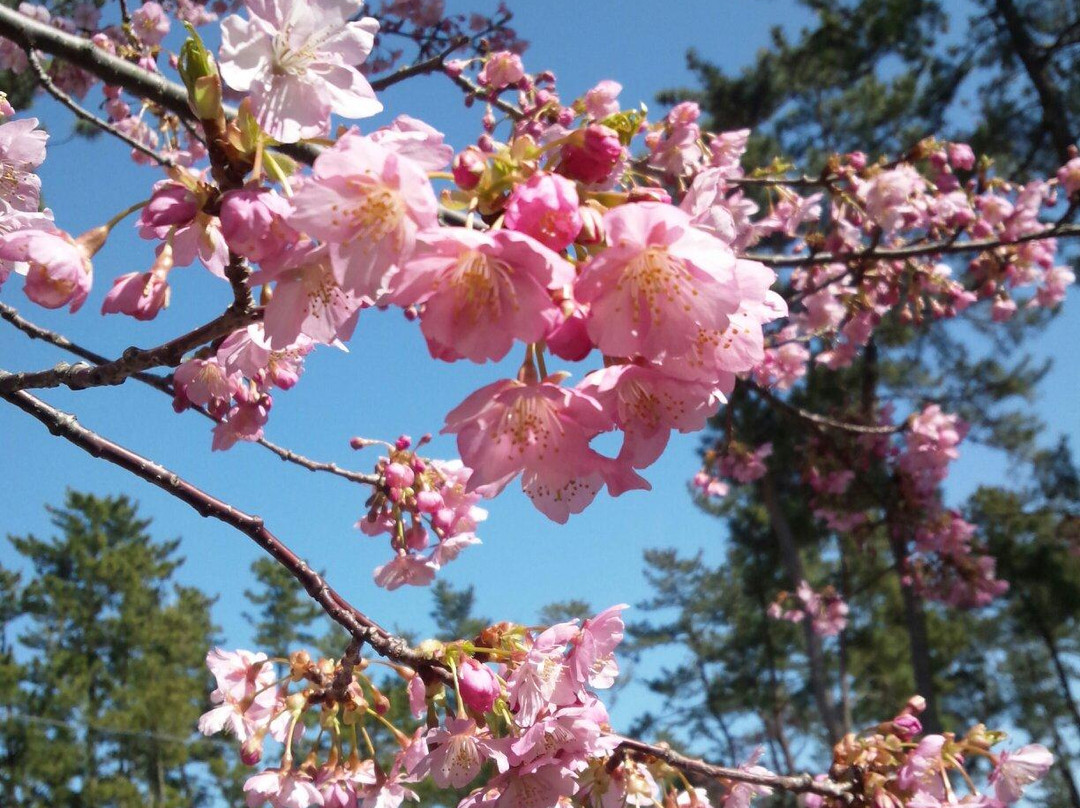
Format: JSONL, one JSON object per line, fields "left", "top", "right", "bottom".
{"left": 664, "top": 0, "right": 1079, "bottom": 174}
{"left": 0, "top": 490, "right": 219, "bottom": 808}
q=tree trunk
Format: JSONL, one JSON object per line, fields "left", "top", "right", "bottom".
{"left": 761, "top": 472, "right": 843, "bottom": 744}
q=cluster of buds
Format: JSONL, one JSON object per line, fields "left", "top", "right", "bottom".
{"left": 357, "top": 434, "right": 492, "bottom": 589}
{"left": 820, "top": 697, "right": 1053, "bottom": 808}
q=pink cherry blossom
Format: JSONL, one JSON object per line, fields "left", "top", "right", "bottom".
{"left": 478, "top": 51, "right": 524, "bottom": 89}
{"left": 0, "top": 116, "right": 47, "bottom": 211}
{"left": 131, "top": 1, "right": 169, "bottom": 45}
{"left": 566, "top": 604, "right": 626, "bottom": 690}
{"left": 582, "top": 80, "right": 622, "bottom": 120}
{"left": 101, "top": 265, "right": 171, "bottom": 320}
{"left": 412, "top": 718, "right": 508, "bottom": 788}
{"left": 369, "top": 114, "right": 454, "bottom": 171}
{"left": 575, "top": 202, "right": 741, "bottom": 360}
{"left": 0, "top": 228, "right": 93, "bottom": 312}
{"left": 373, "top": 553, "right": 437, "bottom": 590}
{"left": 244, "top": 769, "right": 324, "bottom": 808}
{"left": 262, "top": 245, "right": 362, "bottom": 349}
{"left": 219, "top": 0, "right": 382, "bottom": 143}
{"left": 173, "top": 357, "right": 238, "bottom": 408}
{"left": 392, "top": 228, "right": 573, "bottom": 363}
{"left": 897, "top": 735, "right": 947, "bottom": 799}
{"left": 990, "top": 744, "right": 1053, "bottom": 803}
{"left": 289, "top": 131, "right": 438, "bottom": 299}
{"left": 441, "top": 376, "right": 620, "bottom": 522}
{"left": 579, "top": 363, "right": 721, "bottom": 468}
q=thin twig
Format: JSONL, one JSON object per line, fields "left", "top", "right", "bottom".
{"left": 743, "top": 221, "right": 1080, "bottom": 267}
{"left": 0, "top": 302, "right": 379, "bottom": 485}
{"left": 0, "top": 374, "right": 450, "bottom": 683}
{"left": 369, "top": 36, "right": 469, "bottom": 92}
{"left": 26, "top": 49, "right": 174, "bottom": 167}
{"left": 752, "top": 382, "right": 906, "bottom": 435}
{"left": 610, "top": 735, "right": 854, "bottom": 801}
{"left": 446, "top": 70, "right": 525, "bottom": 120}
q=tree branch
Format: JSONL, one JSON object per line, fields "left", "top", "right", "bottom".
{"left": 0, "top": 307, "right": 259, "bottom": 394}
{"left": 0, "top": 302, "right": 379, "bottom": 485}
{"left": 751, "top": 383, "right": 906, "bottom": 435}
{"left": 0, "top": 374, "right": 449, "bottom": 683}
{"left": 26, "top": 49, "right": 175, "bottom": 167}
{"left": 610, "top": 735, "right": 853, "bottom": 801}
{"left": 743, "top": 222, "right": 1080, "bottom": 268}
{"left": 368, "top": 36, "right": 469, "bottom": 92}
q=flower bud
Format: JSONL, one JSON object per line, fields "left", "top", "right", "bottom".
{"left": 560, "top": 124, "right": 623, "bottom": 185}
{"left": 453, "top": 147, "right": 486, "bottom": 190}
{"left": 457, "top": 656, "right": 499, "bottom": 713}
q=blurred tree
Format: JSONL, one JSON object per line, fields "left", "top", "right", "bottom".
{"left": 0, "top": 490, "right": 218, "bottom": 807}
{"left": 630, "top": 1, "right": 1080, "bottom": 795}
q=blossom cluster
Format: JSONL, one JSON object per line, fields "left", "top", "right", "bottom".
{"left": 357, "top": 434, "right": 492, "bottom": 589}
{"left": 196, "top": 606, "right": 685, "bottom": 808}
{"left": 767, "top": 580, "right": 849, "bottom": 637}
{"left": 814, "top": 697, "right": 1054, "bottom": 808}
{"left": 199, "top": 616, "right": 1054, "bottom": 808}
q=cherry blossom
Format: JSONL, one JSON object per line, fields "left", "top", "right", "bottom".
{"left": 219, "top": 0, "right": 381, "bottom": 143}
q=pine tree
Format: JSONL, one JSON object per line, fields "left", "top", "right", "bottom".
{"left": 1, "top": 491, "right": 218, "bottom": 808}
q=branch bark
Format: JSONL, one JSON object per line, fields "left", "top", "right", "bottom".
{"left": 611, "top": 735, "right": 852, "bottom": 801}
{"left": 0, "top": 307, "right": 258, "bottom": 394}
{"left": 0, "top": 374, "right": 448, "bottom": 683}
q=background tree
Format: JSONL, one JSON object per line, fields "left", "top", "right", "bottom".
{"left": 628, "top": 0, "right": 1079, "bottom": 798}
{"left": 0, "top": 491, "right": 218, "bottom": 808}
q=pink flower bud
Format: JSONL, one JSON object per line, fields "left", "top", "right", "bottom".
{"left": 457, "top": 656, "right": 499, "bottom": 713}
{"left": 545, "top": 300, "right": 592, "bottom": 361}
{"left": 948, "top": 142, "right": 976, "bottom": 170}
{"left": 415, "top": 489, "right": 444, "bottom": 514}
{"left": 385, "top": 462, "right": 415, "bottom": 489}
{"left": 906, "top": 695, "right": 927, "bottom": 714}
{"left": 453, "top": 147, "right": 486, "bottom": 190}
{"left": 560, "top": 124, "right": 623, "bottom": 185}
{"left": 892, "top": 714, "right": 922, "bottom": 740}
{"left": 140, "top": 183, "right": 198, "bottom": 230}
{"left": 240, "top": 734, "right": 264, "bottom": 765}
{"left": 219, "top": 188, "right": 297, "bottom": 263}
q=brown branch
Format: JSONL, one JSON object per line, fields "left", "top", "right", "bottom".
{"left": 752, "top": 383, "right": 906, "bottom": 436}
{"left": 743, "top": 221, "right": 1080, "bottom": 268}
{"left": 0, "top": 302, "right": 379, "bottom": 485}
{"left": 26, "top": 49, "right": 174, "bottom": 167}
{"left": 446, "top": 70, "right": 525, "bottom": 121}
{"left": 0, "top": 307, "right": 259, "bottom": 394}
{"left": 610, "top": 735, "right": 853, "bottom": 801}
{"left": 991, "top": 0, "right": 1074, "bottom": 164}
{"left": 368, "top": 36, "right": 469, "bottom": 92}
{"left": 0, "top": 374, "right": 450, "bottom": 683}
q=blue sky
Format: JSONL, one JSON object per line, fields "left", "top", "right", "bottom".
{"left": 1, "top": 0, "right": 1077, "bottom": 746}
